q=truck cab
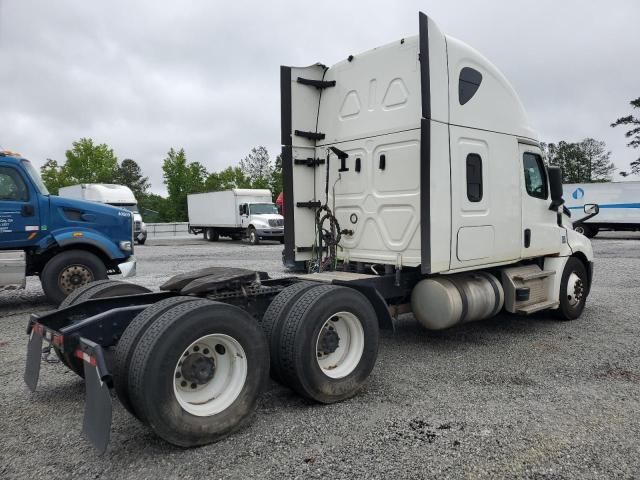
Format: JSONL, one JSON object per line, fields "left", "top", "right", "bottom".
{"left": 238, "top": 200, "right": 285, "bottom": 244}
{"left": 0, "top": 152, "right": 136, "bottom": 304}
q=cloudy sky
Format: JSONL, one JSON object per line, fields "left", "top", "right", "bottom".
{"left": 1, "top": 0, "right": 638, "bottom": 194}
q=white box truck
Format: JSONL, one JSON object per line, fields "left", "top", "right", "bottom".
{"left": 564, "top": 181, "right": 640, "bottom": 237}
{"left": 187, "top": 188, "right": 284, "bottom": 244}
{"left": 58, "top": 184, "right": 147, "bottom": 244}
{"left": 26, "top": 12, "right": 599, "bottom": 453}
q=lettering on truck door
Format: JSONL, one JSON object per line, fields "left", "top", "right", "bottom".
{"left": 0, "top": 166, "right": 40, "bottom": 249}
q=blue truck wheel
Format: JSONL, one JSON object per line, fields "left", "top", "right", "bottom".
{"left": 40, "top": 250, "right": 109, "bottom": 305}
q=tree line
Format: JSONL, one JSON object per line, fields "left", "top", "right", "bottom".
{"left": 40, "top": 139, "right": 281, "bottom": 222}
{"left": 38, "top": 96, "right": 639, "bottom": 222}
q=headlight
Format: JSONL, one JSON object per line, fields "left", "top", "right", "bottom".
{"left": 119, "top": 240, "right": 133, "bottom": 252}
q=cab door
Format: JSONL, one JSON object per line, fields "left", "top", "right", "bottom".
{"left": 0, "top": 165, "right": 40, "bottom": 248}
{"left": 519, "top": 144, "right": 563, "bottom": 258}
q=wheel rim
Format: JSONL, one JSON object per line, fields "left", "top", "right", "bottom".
{"left": 58, "top": 265, "right": 94, "bottom": 295}
{"left": 173, "top": 334, "right": 247, "bottom": 417}
{"left": 250, "top": 231, "right": 256, "bottom": 243}
{"left": 315, "top": 311, "right": 364, "bottom": 379}
{"left": 566, "top": 272, "right": 584, "bottom": 307}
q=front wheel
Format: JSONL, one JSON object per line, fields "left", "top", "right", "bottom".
{"left": 127, "top": 300, "right": 269, "bottom": 447}
{"left": 556, "top": 257, "right": 589, "bottom": 320}
{"left": 40, "top": 250, "right": 109, "bottom": 305}
{"left": 248, "top": 227, "right": 259, "bottom": 245}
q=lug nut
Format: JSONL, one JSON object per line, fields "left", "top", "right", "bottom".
{"left": 181, "top": 381, "right": 187, "bottom": 387}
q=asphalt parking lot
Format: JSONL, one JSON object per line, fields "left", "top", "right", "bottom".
{"left": 1, "top": 234, "right": 639, "bottom": 479}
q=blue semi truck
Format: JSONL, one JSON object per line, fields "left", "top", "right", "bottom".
{"left": 0, "top": 150, "right": 136, "bottom": 304}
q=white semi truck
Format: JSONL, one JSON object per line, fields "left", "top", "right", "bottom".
{"left": 564, "top": 181, "right": 640, "bottom": 237}
{"left": 25, "top": 12, "right": 598, "bottom": 453}
{"left": 58, "top": 184, "right": 147, "bottom": 244}
{"left": 187, "top": 189, "right": 284, "bottom": 244}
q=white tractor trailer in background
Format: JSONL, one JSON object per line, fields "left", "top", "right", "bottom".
{"left": 58, "top": 183, "right": 148, "bottom": 245}
{"left": 564, "top": 181, "right": 640, "bottom": 238}
{"left": 25, "top": 12, "right": 598, "bottom": 453}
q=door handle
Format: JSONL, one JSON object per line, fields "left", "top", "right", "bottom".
{"left": 524, "top": 229, "right": 531, "bottom": 248}
{"left": 21, "top": 204, "right": 34, "bottom": 217}
{"left": 379, "top": 154, "right": 386, "bottom": 170}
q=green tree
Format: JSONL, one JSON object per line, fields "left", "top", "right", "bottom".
{"left": 239, "top": 146, "right": 273, "bottom": 189}
{"left": 579, "top": 138, "right": 615, "bottom": 181}
{"left": 138, "top": 193, "right": 172, "bottom": 223}
{"left": 611, "top": 97, "right": 640, "bottom": 176}
{"left": 40, "top": 158, "right": 66, "bottom": 194}
{"left": 162, "top": 148, "right": 207, "bottom": 221}
{"left": 269, "top": 154, "right": 283, "bottom": 199}
{"left": 204, "top": 166, "right": 250, "bottom": 191}
{"left": 115, "top": 158, "right": 150, "bottom": 198}
{"left": 543, "top": 138, "right": 614, "bottom": 183}
{"left": 62, "top": 138, "right": 119, "bottom": 184}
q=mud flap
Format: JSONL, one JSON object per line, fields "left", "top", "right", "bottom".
{"left": 79, "top": 340, "right": 113, "bottom": 455}
{"left": 24, "top": 331, "right": 43, "bottom": 392}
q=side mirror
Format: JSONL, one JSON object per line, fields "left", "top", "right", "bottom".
{"left": 547, "top": 166, "right": 564, "bottom": 210}
{"left": 584, "top": 203, "right": 599, "bottom": 215}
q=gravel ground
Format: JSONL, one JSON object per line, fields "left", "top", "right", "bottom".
{"left": 1, "top": 235, "right": 639, "bottom": 479}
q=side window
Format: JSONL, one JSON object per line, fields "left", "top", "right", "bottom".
{"left": 459, "top": 67, "right": 482, "bottom": 105}
{"left": 523, "top": 153, "right": 548, "bottom": 200}
{"left": 0, "top": 167, "right": 29, "bottom": 201}
{"left": 466, "top": 154, "right": 483, "bottom": 202}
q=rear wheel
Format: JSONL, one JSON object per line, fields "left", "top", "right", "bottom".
{"left": 556, "top": 257, "right": 588, "bottom": 320}
{"left": 41, "top": 250, "right": 109, "bottom": 305}
{"left": 260, "top": 282, "right": 319, "bottom": 382}
{"left": 277, "top": 285, "right": 379, "bottom": 403}
{"left": 205, "top": 228, "right": 219, "bottom": 242}
{"left": 127, "top": 300, "right": 269, "bottom": 447}
{"left": 55, "top": 280, "right": 151, "bottom": 377}
{"left": 114, "top": 296, "right": 199, "bottom": 419}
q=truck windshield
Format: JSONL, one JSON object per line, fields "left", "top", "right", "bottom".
{"left": 249, "top": 203, "right": 278, "bottom": 215}
{"left": 114, "top": 204, "right": 139, "bottom": 213}
{"left": 21, "top": 160, "right": 49, "bottom": 195}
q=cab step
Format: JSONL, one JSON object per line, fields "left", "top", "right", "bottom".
{"left": 516, "top": 300, "right": 560, "bottom": 315}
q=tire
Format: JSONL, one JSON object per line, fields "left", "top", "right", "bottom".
{"left": 41, "top": 250, "right": 109, "bottom": 305}
{"left": 585, "top": 226, "right": 599, "bottom": 238}
{"left": 205, "top": 228, "right": 219, "bottom": 242}
{"left": 248, "top": 227, "right": 259, "bottom": 245}
{"left": 58, "top": 279, "right": 119, "bottom": 309}
{"left": 55, "top": 280, "right": 151, "bottom": 376}
{"left": 127, "top": 300, "right": 269, "bottom": 447}
{"left": 260, "top": 282, "right": 320, "bottom": 382}
{"left": 556, "top": 257, "right": 589, "bottom": 321}
{"left": 277, "top": 285, "right": 379, "bottom": 403}
{"left": 114, "top": 296, "right": 199, "bottom": 419}
{"left": 137, "top": 238, "right": 146, "bottom": 245}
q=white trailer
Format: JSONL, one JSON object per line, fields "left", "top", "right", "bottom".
{"left": 26, "top": 12, "right": 598, "bottom": 453}
{"left": 58, "top": 184, "right": 147, "bottom": 244}
{"left": 187, "top": 189, "right": 284, "bottom": 244}
{"left": 564, "top": 181, "right": 640, "bottom": 237}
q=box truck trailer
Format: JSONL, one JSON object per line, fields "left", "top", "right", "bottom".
{"left": 58, "top": 184, "right": 148, "bottom": 244}
{"left": 187, "top": 189, "right": 284, "bottom": 244}
{"left": 564, "top": 181, "right": 640, "bottom": 237}
{"left": 25, "top": 12, "right": 598, "bottom": 453}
